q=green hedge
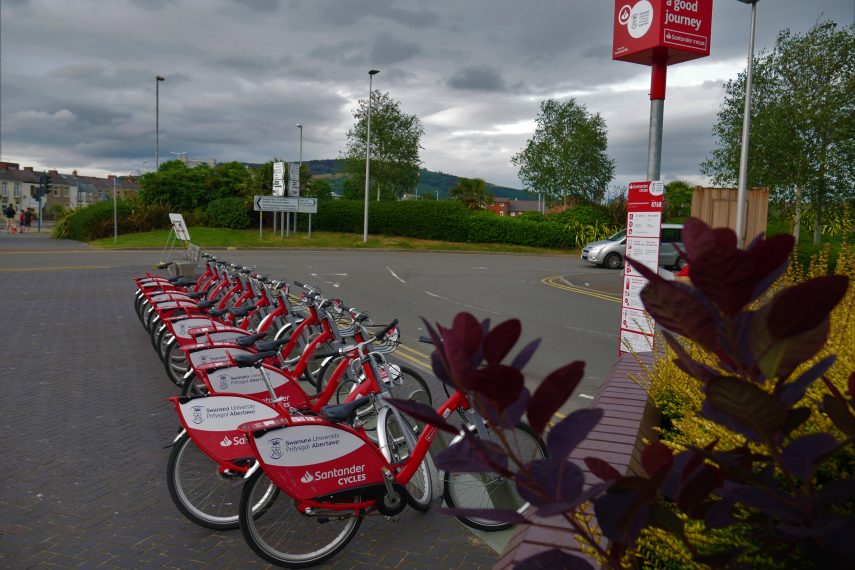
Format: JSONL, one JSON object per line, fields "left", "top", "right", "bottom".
{"left": 308, "top": 200, "right": 574, "bottom": 249}
{"left": 206, "top": 197, "right": 251, "bottom": 229}
{"left": 52, "top": 200, "right": 132, "bottom": 241}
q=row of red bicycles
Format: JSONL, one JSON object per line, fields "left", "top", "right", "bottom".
{"left": 134, "top": 253, "right": 546, "bottom": 567}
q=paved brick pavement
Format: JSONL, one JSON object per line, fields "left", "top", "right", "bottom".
{"left": 0, "top": 234, "right": 499, "bottom": 569}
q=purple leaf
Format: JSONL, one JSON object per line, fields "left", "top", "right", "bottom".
{"left": 515, "top": 549, "right": 595, "bottom": 570}
{"left": 483, "top": 319, "right": 521, "bottom": 365}
{"left": 584, "top": 457, "right": 622, "bottom": 482}
{"left": 511, "top": 337, "right": 542, "bottom": 371}
{"left": 385, "top": 398, "right": 459, "bottom": 434}
{"left": 767, "top": 276, "right": 849, "bottom": 337}
{"left": 546, "top": 408, "right": 603, "bottom": 459}
{"left": 641, "top": 442, "right": 673, "bottom": 478}
{"left": 451, "top": 312, "right": 483, "bottom": 356}
{"left": 515, "top": 458, "right": 584, "bottom": 508}
{"left": 527, "top": 361, "right": 586, "bottom": 435}
{"left": 676, "top": 465, "right": 722, "bottom": 517}
{"left": 481, "top": 387, "right": 531, "bottom": 430}
{"left": 435, "top": 435, "right": 509, "bottom": 475}
{"left": 705, "top": 495, "right": 737, "bottom": 529}
{"left": 437, "top": 507, "right": 526, "bottom": 524}
{"left": 679, "top": 218, "right": 794, "bottom": 316}
{"left": 727, "top": 485, "right": 801, "bottom": 523}
{"left": 781, "top": 433, "right": 839, "bottom": 481}
{"left": 704, "top": 377, "right": 787, "bottom": 441}
{"left": 466, "top": 364, "right": 525, "bottom": 408}
{"left": 624, "top": 260, "right": 721, "bottom": 352}
{"left": 778, "top": 355, "right": 836, "bottom": 406}
{"left": 593, "top": 477, "right": 654, "bottom": 544}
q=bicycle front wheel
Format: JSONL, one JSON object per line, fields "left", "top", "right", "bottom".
{"left": 239, "top": 469, "right": 362, "bottom": 568}
{"left": 443, "top": 422, "right": 546, "bottom": 531}
{"left": 382, "top": 410, "right": 434, "bottom": 512}
{"left": 167, "top": 433, "right": 271, "bottom": 530}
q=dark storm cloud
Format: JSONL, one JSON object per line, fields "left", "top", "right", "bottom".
{"left": 447, "top": 66, "right": 507, "bottom": 92}
{"left": 313, "top": 0, "right": 439, "bottom": 28}
{"left": 1, "top": 0, "right": 851, "bottom": 184}
{"left": 369, "top": 33, "right": 421, "bottom": 66}
{"left": 234, "top": 0, "right": 280, "bottom": 13}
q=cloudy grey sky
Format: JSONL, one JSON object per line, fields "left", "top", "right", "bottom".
{"left": 1, "top": 0, "right": 851, "bottom": 190}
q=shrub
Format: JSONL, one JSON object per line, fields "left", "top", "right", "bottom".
{"left": 52, "top": 200, "right": 132, "bottom": 241}
{"left": 206, "top": 197, "right": 251, "bottom": 229}
{"left": 389, "top": 218, "right": 854, "bottom": 569}
{"left": 310, "top": 199, "right": 575, "bottom": 248}
{"left": 547, "top": 203, "right": 611, "bottom": 226}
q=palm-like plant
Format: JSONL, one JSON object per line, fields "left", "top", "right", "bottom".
{"left": 449, "top": 177, "right": 492, "bottom": 210}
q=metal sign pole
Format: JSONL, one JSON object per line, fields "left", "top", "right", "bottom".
{"left": 646, "top": 60, "right": 667, "bottom": 182}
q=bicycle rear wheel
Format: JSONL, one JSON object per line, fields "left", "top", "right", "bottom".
{"left": 443, "top": 422, "right": 546, "bottom": 531}
{"left": 239, "top": 469, "right": 362, "bottom": 568}
{"left": 167, "top": 433, "right": 275, "bottom": 530}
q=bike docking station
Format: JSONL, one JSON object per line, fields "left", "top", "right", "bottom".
{"left": 156, "top": 213, "right": 200, "bottom": 278}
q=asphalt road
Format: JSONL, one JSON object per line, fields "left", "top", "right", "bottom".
{"left": 2, "top": 237, "right": 626, "bottom": 414}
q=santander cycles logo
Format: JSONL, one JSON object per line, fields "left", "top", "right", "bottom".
{"left": 618, "top": 0, "right": 654, "bottom": 39}
{"left": 300, "top": 471, "right": 315, "bottom": 484}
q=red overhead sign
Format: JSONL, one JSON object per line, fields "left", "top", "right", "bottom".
{"left": 613, "top": 0, "right": 713, "bottom": 66}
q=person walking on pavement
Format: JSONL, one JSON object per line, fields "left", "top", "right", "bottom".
{"left": 3, "top": 204, "right": 14, "bottom": 233}
{"left": 18, "top": 210, "right": 26, "bottom": 233}
{"left": 24, "top": 209, "right": 33, "bottom": 230}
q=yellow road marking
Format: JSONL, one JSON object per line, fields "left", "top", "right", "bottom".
{"left": 395, "top": 343, "right": 433, "bottom": 370}
{"left": 0, "top": 265, "right": 113, "bottom": 272}
{"left": 397, "top": 343, "right": 432, "bottom": 361}
{"left": 542, "top": 275, "right": 620, "bottom": 303}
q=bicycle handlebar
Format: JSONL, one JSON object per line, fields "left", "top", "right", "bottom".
{"left": 375, "top": 319, "right": 399, "bottom": 341}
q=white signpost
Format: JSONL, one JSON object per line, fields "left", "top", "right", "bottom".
{"left": 288, "top": 162, "right": 300, "bottom": 197}
{"left": 272, "top": 162, "right": 285, "bottom": 196}
{"left": 254, "top": 196, "right": 317, "bottom": 213}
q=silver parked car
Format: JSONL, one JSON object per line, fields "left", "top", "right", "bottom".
{"left": 580, "top": 224, "right": 686, "bottom": 270}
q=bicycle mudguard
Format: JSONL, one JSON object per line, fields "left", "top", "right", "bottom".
{"left": 168, "top": 318, "right": 233, "bottom": 339}
{"left": 149, "top": 293, "right": 195, "bottom": 304}
{"left": 200, "top": 365, "right": 310, "bottom": 410}
{"left": 153, "top": 300, "right": 200, "bottom": 311}
{"left": 188, "top": 347, "right": 255, "bottom": 369}
{"left": 243, "top": 417, "right": 387, "bottom": 502}
{"left": 171, "top": 394, "right": 280, "bottom": 464}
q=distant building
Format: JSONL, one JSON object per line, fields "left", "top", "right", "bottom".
{"left": 487, "top": 197, "right": 541, "bottom": 217}
{"left": 0, "top": 162, "right": 139, "bottom": 214}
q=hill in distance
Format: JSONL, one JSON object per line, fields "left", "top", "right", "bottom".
{"left": 306, "top": 159, "right": 533, "bottom": 200}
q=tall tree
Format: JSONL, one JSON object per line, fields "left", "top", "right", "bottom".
{"left": 449, "top": 177, "right": 492, "bottom": 210}
{"left": 702, "top": 22, "right": 854, "bottom": 243}
{"left": 663, "top": 180, "right": 694, "bottom": 221}
{"left": 511, "top": 98, "right": 615, "bottom": 206}
{"left": 342, "top": 90, "right": 424, "bottom": 200}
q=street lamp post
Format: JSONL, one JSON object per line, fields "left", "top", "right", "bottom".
{"left": 735, "top": 0, "right": 759, "bottom": 248}
{"left": 113, "top": 175, "right": 118, "bottom": 244}
{"left": 363, "top": 69, "right": 379, "bottom": 243}
{"left": 155, "top": 76, "right": 165, "bottom": 169}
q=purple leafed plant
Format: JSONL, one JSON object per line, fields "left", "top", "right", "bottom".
{"left": 388, "top": 218, "right": 854, "bottom": 569}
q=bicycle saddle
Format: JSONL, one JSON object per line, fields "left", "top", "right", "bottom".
{"left": 234, "top": 332, "right": 267, "bottom": 347}
{"left": 233, "top": 350, "right": 278, "bottom": 368}
{"left": 320, "top": 397, "right": 372, "bottom": 423}
{"left": 254, "top": 338, "right": 290, "bottom": 352}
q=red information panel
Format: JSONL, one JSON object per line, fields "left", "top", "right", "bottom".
{"left": 619, "top": 181, "right": 664, "bottom": 354}
{"left": 613, "top": 0, "right": 713, "bottom": 66}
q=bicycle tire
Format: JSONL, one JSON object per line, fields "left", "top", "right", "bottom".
{"left": 443, "top": 422, "right": 547, "bottom": 531}
{"left": 382, "top": 411, "right": 434, "bottom": 512}
{"left": 167, "top": 433, "right": 276, "bottom": 530}
{"left": 163, "top": 341, "right": 190, "bottom": 387}
{"left": 180, "top": 372, "right": 208, "bottom": 398}
{"left": 239, "top": 469, "right": 362, "bottom": 568}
